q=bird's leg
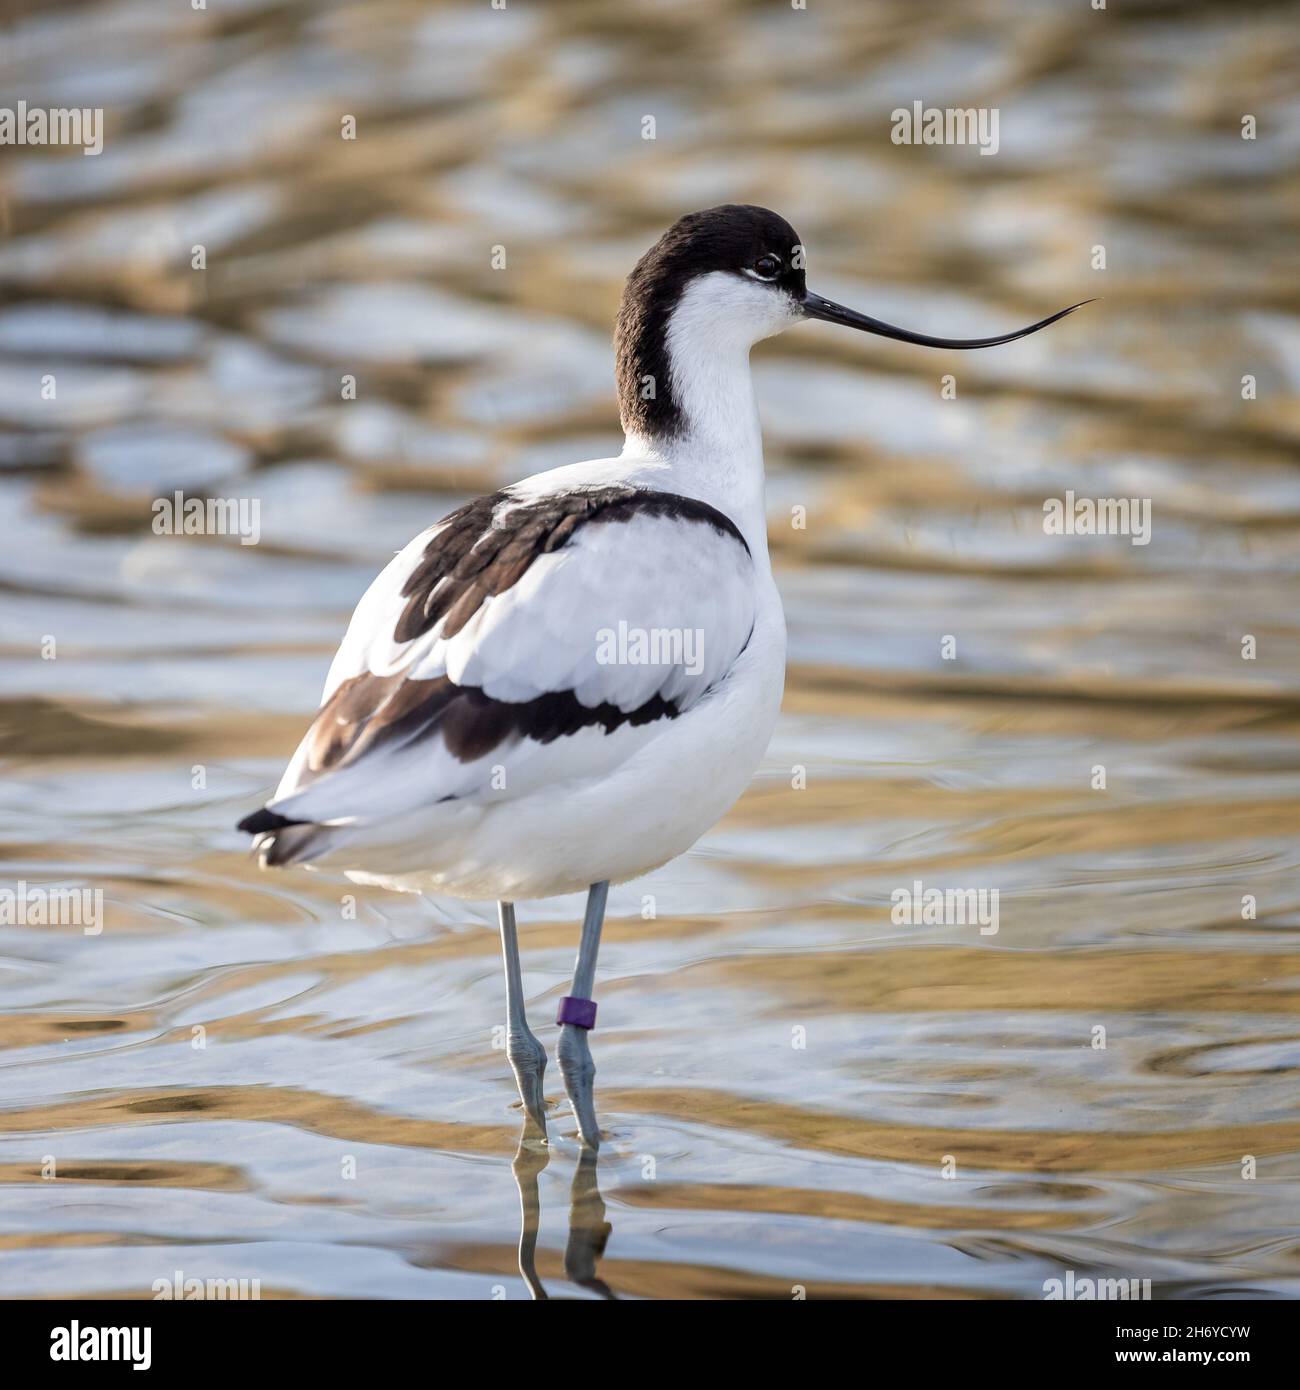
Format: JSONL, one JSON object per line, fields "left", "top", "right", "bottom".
{"left": 498, "top": 900, "right": 547, "bottom": 1132}
{"left": 557, "top": 880, "right": 608, "bottom": 1150}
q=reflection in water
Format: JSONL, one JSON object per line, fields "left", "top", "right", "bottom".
{"left": 511, "top": 1123, "right": 549, "bottom": 1301}
{"left": 510, "top": 1130, "right": 617, "bottom": 1302}
{"left": 2, "top": 0, "right": 1300, "bottom": 1299}
{"left": 564, "top": 1150, "right": 615, "bottom": 1301}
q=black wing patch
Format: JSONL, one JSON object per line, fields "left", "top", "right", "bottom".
{"left": 302, "top": 671, "right": 679, "bottom": 775}
{"left": 394, "top": 485, "right": 748, "bottom": 645}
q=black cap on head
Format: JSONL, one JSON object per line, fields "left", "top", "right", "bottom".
{"left": 627, "top": 204, "right": 806, "bottom": 294}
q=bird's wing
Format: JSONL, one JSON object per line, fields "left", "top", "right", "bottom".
{"left": 248, "top": 484, "right": 755, "bottom": 850}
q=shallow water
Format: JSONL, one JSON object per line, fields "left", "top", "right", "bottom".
{"left": 2, "top": 0, "right": 1300, "bottom": 1299}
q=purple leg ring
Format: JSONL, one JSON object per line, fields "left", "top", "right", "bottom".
{"left": 557, "top": 995, "right": 597, "bottom": 1029}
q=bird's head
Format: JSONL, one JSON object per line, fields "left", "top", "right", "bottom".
{"left": 615, "top": 203, "right": 1087, "bottom": 442}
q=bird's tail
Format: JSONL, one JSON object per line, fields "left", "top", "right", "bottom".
{"left": 236, "top": 807, "right": 327, "bottom": 868}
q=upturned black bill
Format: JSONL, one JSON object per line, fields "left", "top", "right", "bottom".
{"left": 801, "top": 291, "right": 1092, "bottom": 349}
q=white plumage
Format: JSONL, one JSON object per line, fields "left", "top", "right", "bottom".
{"left": 260, "top": 458, "right": 784, "bottom": 900}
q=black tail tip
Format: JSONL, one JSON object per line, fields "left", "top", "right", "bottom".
{"left": 237, "top": 807, "right": 303, "bottom": 835}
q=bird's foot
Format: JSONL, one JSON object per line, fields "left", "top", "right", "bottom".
{"left": 558, "top": 1020, "right": 600, "bottom": 1150}
{"left": 507, "top": 1028, "right": 548, "bottom": 1134}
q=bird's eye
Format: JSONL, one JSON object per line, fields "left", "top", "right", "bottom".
{"left": 752, "top": 254, "right": 782, "bottom": 280}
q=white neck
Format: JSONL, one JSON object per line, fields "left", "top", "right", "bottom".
{"left": 620, "top": 273, "right": 797, "bottom": 564}
{"left": 620, "top": 406, "right": 767, "bottom": 564}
